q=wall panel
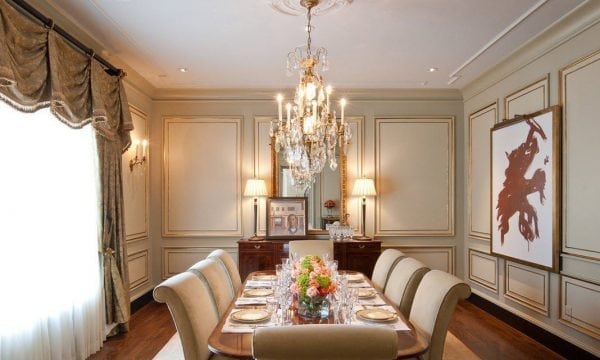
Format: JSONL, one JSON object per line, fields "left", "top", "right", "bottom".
{"left": 561, "top": 50, "right": 600, "bottom": 261}
{"left": 128, "top": 249, "right": 149, "bottom": 291}
{"left": 123, "top": 106, "right": 149, "bottom": 242}
{"left": 468, "top": 102, "right": 497, "bottom": 240}
{"left": 504, "top": 76, "right": 549, "bottom": 120}
{"left": 505, "top": 261, "right": 549, "bottom": 315}
{"left": 163, "top": 117, "right": 242, "bottom": 237}
{"left": 162, "top": 247, "right": 239, "bottom": 279}
{"left": 468, "top": 248, "right": 499, "bottom": 292}
{"left": 375, "top": 117, "right": 455, "bottom": 236}
{"left": 560, "top": 276, "right": 600, "bottom": 339}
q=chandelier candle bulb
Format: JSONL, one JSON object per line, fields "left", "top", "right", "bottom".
{"left": 277, "top": 94, "right": 283, "bottom": 122}
{"left": 326, "top": 85, "right": 332, "bottom": 109}
{"left": 340, "top": 98, "right": 346, "bottom": 124}
{"left": 286, "top": 103, "right": 292, "bottom": 123}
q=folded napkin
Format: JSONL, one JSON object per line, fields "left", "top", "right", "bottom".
{"left": 245, "top": 280, "right": 273, "bottom": 288}
{"left": 348, "top": 280, "right": 371, "bottom": 288}
{"left": 234, "top": 297, "right": 269, "bottom": 306}
{"left": 221, "top": 309, "right": 278, "bottom": 333}
{"left": 352, "top": 305, "right": 411, "bottom": 331}
{"left": 358, "top": 294, "right": 387, "bottom": 306}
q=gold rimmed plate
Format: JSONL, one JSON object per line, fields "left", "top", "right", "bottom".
{"left": 357, "top": 288, "right": 377, "bottom": 299}
{"left": 230, "top": 309, "right": 271, "bottom": 323}
{"left": 252, "top": 274, "right": 277, "bottom": 281}
{"left": 356, "top": 309, "right": 398, "bottom": 322}
{"left": 242, "top": 288, "right": 274, "bottom": 297}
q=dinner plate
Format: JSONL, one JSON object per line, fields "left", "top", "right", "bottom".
{"left": 230, "top": 309, "right": 271, "bottom": 323}
{"left": 357, "top": 288, "right": 377, "bottom": 299}
{"left": 346, "top": 273, "right": 364, "bottom": 283}
{"left": 356, "top": 309, "right": 398, "bottom": 322}
{"left": 252, "top": 274, "right": 277, "bottom": 281}
{"left": 242, "top": 288, "right": 274, "bottom": 297}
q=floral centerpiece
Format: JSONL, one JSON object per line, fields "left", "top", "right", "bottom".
{"left": 290, "top": 255, "right": 336, "bottom": 319}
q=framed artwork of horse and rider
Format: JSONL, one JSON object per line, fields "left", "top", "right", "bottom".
{"left": 490, "top": 105, "right": 561, "bottom": 272}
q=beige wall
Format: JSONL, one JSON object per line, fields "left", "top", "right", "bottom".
{"left": 148, "top": 93, "right": 464, "bottom": 283}
{"left": 463, "top": 2, "right": 600, "bottom": 355}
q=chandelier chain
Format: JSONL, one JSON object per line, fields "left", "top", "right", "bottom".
{"left": 306, "top": 7, "right": 312, "bottom": 56}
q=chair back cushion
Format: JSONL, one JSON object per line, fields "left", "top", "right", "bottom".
{"left": 208, "top": 249, "right": 243, "bottom": 293}
{"left": 371, "top": 249, "right": 405, "bottom": 291}
{"left": 288, "top": 240, "right": 333, "bottom": 259}
{"left": 188, "top": 258, "right": 235, "bottom": 316}
{"left": 153, "top": 272, "right": 219, "bottom": 360}
{"left": 409, "top": 270, "right": 471, "bottom": 360}
{"left": 384, "top": 257, "right": 429, "bottom": 318}
{"left": 252, "top": 324, "right": 398, "bottom": 360}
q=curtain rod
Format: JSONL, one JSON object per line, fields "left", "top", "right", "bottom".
{"left": 9, "top": 0, "right": 123, "bottom": 76}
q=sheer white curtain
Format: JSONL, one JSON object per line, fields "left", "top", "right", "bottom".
{"left": 0, "top": 102, "right": 105, "bottom": 359}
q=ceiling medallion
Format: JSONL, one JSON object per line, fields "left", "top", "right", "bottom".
{"left": 268, "top": 0, "right": 352, "bottom": 16}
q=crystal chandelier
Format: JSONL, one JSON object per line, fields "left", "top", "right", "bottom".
{"left": 270, "top": 0, "right": 352, "bottom": 190}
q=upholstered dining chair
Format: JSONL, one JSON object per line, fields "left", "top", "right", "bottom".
{"left": 371, "top": 248, "right": 405, "bottom": 291}
{"left": 252, "top": 324, "right": 398, "bottom": 360}
{"left": 288, "top": 240, "right": 333, "bottom": 259}
{"left": 409, "top": 270, "right": 471, "bottom": 360}
{"left": 153, "top": 272, "right": 231, "bottom": 360}
{"left": 384, "top": 257, "right": 430, "bottom": 318}
{"left": 207, "top": 249, "right": 242, "bottom": 294}
{"left": 188, "top": 258, "right": 235, "bottom": 316}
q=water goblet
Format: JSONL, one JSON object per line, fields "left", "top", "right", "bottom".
{"left": 266, "top": 297, "right": 279, "bottom": 324}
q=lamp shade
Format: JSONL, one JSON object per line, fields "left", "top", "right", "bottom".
{"left": 244, "top": 179, "right": 268, "bottom": 197}
{"left": 352, "top": 178, "right": 376, "bottom": 197}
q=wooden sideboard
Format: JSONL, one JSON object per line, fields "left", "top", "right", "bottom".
{"left": 238, "top": 238, "right": 381, "bottom": 280}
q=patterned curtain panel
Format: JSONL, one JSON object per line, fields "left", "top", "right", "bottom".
{"left": 0, "top": 0, "right": 132, "bottom": 333}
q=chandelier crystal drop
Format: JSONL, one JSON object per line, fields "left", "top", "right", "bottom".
{"left": 270, "top": 0, "right": 352, "bottom": 191}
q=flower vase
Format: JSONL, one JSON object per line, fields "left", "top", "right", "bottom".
{"left": 298, "top": 295, "right": 328, "bottom": 319}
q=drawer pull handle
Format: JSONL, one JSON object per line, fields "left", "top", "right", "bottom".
{"left": 254, "top": 245, "right": 261, "bottom": 249}
{"left": 359, "top": 245, "right": 366, "bottom": 249}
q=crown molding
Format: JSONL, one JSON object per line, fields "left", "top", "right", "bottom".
{"left": 152, "top": 88, "right": 462, "bottom": 102}
{"left": 462, "top": 0, "right": 600, "bottom": 101}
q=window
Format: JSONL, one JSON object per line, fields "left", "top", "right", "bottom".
{"left": 0, "top": 102, "right": 104, "bottom": 358}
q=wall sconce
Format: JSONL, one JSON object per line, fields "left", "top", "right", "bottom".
{"left": 129, "top": 139, "right": 148, "bottom": 172}
{"left": 352, "top": 177, "right": 377, "bottom": 240}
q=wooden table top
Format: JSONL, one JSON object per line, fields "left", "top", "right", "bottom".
{"left": 208, "top": 271, "right": 428, "bottom": 359}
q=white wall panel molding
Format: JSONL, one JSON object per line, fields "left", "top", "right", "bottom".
{"left": 504, "top": 261, "right": 550, "bottom": 316}
{"left": 504, "top": 75, "right": 549, "bottom": 120}
{"left": 127, "top": 249, "right": 149, "bottom": 291}
{"left": 162, "top": 116, "right": 242, "bottom": 237}
{"left": 123, "top": 106, "right": 149, "bottom": 242}
{"left": 560, "top": 276, "right": 600, "bottom": 339}
{"left": 375, "top": 117, "right": 455, "bottom": 237}
{"left": 383, "top": 245, "right": 455, "bottom": 274}
{"left": 343, "top": 117, "right": 364, "bottom": 234}
{"left": 468, "top": 248, "right": 499, "bottom": 292}
{"left": 254, "top": 116, "right": 274, "bottom": 235}
{"left": 162, "top": 246, "right": 239, "bottom": 279}
{"left": 560, "top": 49, "right": 600, "bottom": 261}
{"left": 468, "top": 102, "right": 497, "bottom": 240}
{"left": 561, "top": 254, "right": 600, "bottom": 285}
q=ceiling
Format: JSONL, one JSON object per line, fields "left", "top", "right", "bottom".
{"left": 41, "top": 0, "right": 585, "bottom": 90}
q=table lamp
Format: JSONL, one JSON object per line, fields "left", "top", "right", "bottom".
{"left": 244, "top": 178, "right": 268, "bottom": 240}
{"left": 352, "top": 177, "right": 377, "bottom": 240}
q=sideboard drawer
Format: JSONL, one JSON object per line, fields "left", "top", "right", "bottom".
{"left": 346, "top": 241, "right": 380, "bottom": 252}
{"left": 239, "top": 242, "right": 274, "bottom": 252}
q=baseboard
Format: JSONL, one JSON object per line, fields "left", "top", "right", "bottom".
{"left": 468, "top": 293, "right": 597, "bottom": 359}
{"left": 130, "top": 289, "right": 154, "bottom": 315}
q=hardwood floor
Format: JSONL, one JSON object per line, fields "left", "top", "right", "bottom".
{"left": 89, "top": 299, "right": 564, "bottom": 359}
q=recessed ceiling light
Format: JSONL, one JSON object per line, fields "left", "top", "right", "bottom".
{"left": 428, "top": 67, "right": 438, "bottom": 73}
{"left": 178, "top": 67, "right": 188, "bottom": 73}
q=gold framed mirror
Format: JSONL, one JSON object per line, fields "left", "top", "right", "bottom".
{"left": 271, "top": 138, "right": 347, "bottom": 234}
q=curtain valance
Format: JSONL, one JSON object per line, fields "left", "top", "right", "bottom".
{"left": 0, "top": 0, "right": 132, "bottom": 151}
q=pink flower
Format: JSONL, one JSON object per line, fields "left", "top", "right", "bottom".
{"left": 307, "top": 286, "right": 319, "bottom": 297}
{"left": 290, "top": 282, "right": 299, "bottom": 294}
{"left": 309, "top": 271, "right": 317, "bottom": 279}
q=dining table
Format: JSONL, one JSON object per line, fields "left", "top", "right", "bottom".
{"left": 207, "top": 270, "right": 429, "bottom": 359}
